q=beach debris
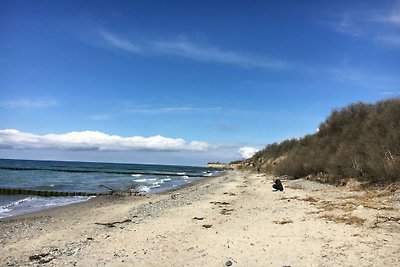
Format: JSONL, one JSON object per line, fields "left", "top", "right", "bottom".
{"left": 29, "top": 252, "right": 54, "bottom": 264}
{"left": 202, "top": 224, "right": 212, "bottom": 229}
{"left": 373, "top": 215, "right": 400, "bottom": 228}
{"left": 220, "top": 208, "right": 234, "bottom": 215}
{"left": 99, "top": 184, "right": 115, "bottom": 195}
{"left": 225, "top": 259, "right": 233, "bottom": 266}
{"left": 273, "top": 219, "right": 293, "bottom": 225}
{"left": 223, "top": 192, "right": 236, "bottom": 196}
{"left": 95, "top": 219, "right": 132, "bottom": 228}
{"left": 193, "top": 217, "right": 204, "bottom": 220}
{"left": 210, "top": 201, "right": 230, "bottom": 205}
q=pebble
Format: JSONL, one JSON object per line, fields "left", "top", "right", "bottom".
{"left": 128, "top": 174, "right": 234, "bottom": 222}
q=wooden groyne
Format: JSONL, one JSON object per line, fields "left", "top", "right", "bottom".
{"left": 0, "top": 188, "right": 111, "bottom": 197}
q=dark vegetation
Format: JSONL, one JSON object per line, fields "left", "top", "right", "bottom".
{"left": 240, "top": 98, "right": 400, "bottom": 184}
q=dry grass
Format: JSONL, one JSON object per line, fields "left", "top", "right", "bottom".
{"left": 372, "top": 215, "right": 400, "bottom": 230}
{"left": 302, "top": 196, "right": 318, "bottom": 202}
{"left": 320, "top": 214, "right": 366, "bottom": 226}
{"left": 344, "top": 191, "right": 395, "bottom": 211}
{"left": 320, "top": 188, "right": 396, "bottom": 211}
{"left": 285, "top": 184, "right": 303, "bottom": 190}
{"left": 319, "top": 201, "right": 357, "bottom": 212}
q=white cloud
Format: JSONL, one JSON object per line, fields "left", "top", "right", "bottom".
{"left": 152, "top": 38, "right": 289, "bottom": 69}
{"left": 0, "top": 129, "right": 208, "bottom": 152}
{"left": 326, "top": 4, "right": 400, "bottom": 47}
{"left": 238, "top": 146, "right": 259, "bottom": 159}
{"left": 373, "top": 4, "right": 400, "bottom": 26}
{"left": 2, "top": 98, "right": 58, "bottom": 109}
{"left": 328, "top": 13, "right": 364, "bottom": 37}
{"left": 325, "top": 67, "right": 400, "bottom": 90}
{"left": 375, "top": 35, "right": 400, "bottom": 46}
{"left": 95, "top": 30, "right": 289, "bottom": 70}
{"left": 125, "top": 106, "right": 221, "bottom": 114}
{"left": 88, "top": 114, "right": 114, "bottom": 121}
{"left": 98, "top": 30, "right": 142, "bottom": 53}
{"left": 374, "top": 14, "right": 400, "bottom": 25}
{"left": 379, "top": 90, "right": 400, "bottom": 95}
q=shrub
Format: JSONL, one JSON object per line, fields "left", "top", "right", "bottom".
{"left": 244, "top": 98, "right": 400, "bottom": 184}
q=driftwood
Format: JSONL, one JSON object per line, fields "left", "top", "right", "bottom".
{"left": 99, "top": 184, "right": 115, "bottom": 195}
{"left": 95, "top": 219, "right": 133, "bottom": 228}
{"left": 210, "top": 201, "right": 230, "bottom": 205}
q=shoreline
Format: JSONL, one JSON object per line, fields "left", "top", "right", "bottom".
{"left": 1, "top": 170, "right": 399, "bottom": 266}
{"left": 0, "top": 171, "right": 222, "bottom": 222}
{"left": 0, "top": 170, "right": 222, "bottom": 221}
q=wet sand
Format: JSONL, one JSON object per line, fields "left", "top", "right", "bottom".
{"left": 1, "top": 170, "right": 399, "bottom": 266}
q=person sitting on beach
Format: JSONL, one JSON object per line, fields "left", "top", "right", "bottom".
{"left": 272, "top": 179, "right": 284, "bottom": 191}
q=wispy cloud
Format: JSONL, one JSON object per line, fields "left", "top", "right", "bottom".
{"left": 328, "top": 13, "right": 365, "bottom": 37}
{"left": 326, "top": 3, "right": 400, "bottom": 48}
{"left": 125, "top": 106, "right": 221, "bottom": 114}
{"left": 88, "top": 105, "right": 222, "bottom": 121}
{"left": 375, "top": 35, "right": 400, "bottom": 46}
{"left": 373, "top": 3, "right": 400, "bottom": 26}
{"left": 88, "top": 114, "right": 114, "bottom": 121}
{"left": 0, "top": 129, "right": 208, "bottom": 152}
{"left": 2, "top": 98, "right": 58, "bottom": 109}
{"left": 95, "top": 29, "right": 289, "bottom": 69}
{"left": 215, "top": 123, "right": 236, "bottom": 132}
{"left": 327, "top": 67, "right": 400, "bottom": 90}
{"left": 98, "top": 30, "right": 142, "bottom": 53}
{"left": 151, "top": 38, "right": 289, "bottom": 69}
{"left": 379, "top": 90, "right": 400, "bottom": 96}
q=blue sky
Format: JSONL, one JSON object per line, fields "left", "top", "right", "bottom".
{"left": 1, "top": 0, "right": 399, "bottom": 165}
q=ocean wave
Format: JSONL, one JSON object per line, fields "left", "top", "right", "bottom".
{"left": 131, "top": 174, "right": 143, "bottom": 177}
{"left": 2, "top": 197, "right": 37, "bottom": 209}
{"left": 133, "top": 178, "right": 147, "bottom": 183}
{"left": 0, "top": 206, "right": 11, "bottom": 214}
{"left": 0, "top": 196, "right": 93, "bottom": 219}
{"left": 42, "top": 196, "right": 93, "bottom": 207}
{"left": 136, "top": 185, "right": 150, "bottom": 193}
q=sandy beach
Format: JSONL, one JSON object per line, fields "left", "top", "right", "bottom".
{"left": 1, "top": 170, "right": 399, "bottom": 266}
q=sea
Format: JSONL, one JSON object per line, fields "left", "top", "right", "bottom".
{"left": 0, "top": 159, "right": 221, "bottom": 219}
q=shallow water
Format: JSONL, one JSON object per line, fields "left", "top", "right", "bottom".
{"left": 0, "top": 159, "right": 221, "bottom": 218}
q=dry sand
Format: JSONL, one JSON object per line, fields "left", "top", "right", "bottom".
{"left": 1, "top": 170, "right": 399, "bottom": 266}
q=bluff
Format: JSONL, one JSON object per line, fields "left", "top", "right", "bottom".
{"left": 235, "top": 98, "right": 400, "bottom": 184}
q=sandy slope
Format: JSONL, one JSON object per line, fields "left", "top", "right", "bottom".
{"left": 1, "top": 171, "right": 399, "bottom": 266}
